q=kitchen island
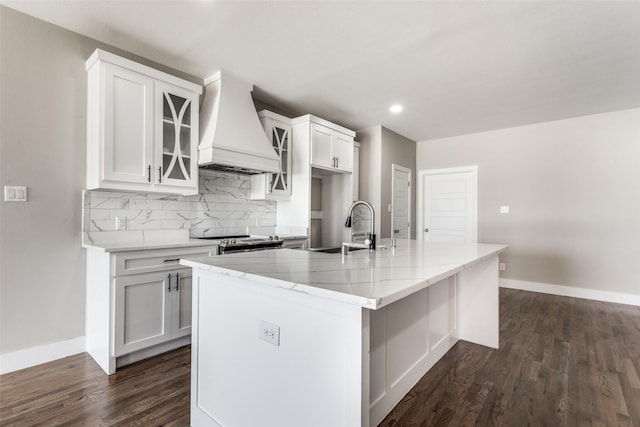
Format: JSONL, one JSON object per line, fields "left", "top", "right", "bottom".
{"left": 181, "top": 239, "right": 507, "bottom": 427}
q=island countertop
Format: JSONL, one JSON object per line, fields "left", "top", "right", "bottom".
{"left": 181, "top": 239, "right": 507, "bottom": 309}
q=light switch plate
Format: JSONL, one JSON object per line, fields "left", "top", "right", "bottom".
{"left": 4, "top": 186, "right": 27, "bottom": 202}
{"left": 500, "top": 206, "right": 509, "bottom": 214}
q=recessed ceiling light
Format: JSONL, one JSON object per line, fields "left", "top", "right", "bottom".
{"left": 390, "top": 104, "right": 403, "bottom": 113}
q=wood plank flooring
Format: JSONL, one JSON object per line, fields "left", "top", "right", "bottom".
{"left": 0, "top": 345, "right": 190, "bottom": 426}
{"left": 379, "top": 288, "right": 640, "bottom": 426}
{"left": 1, "top": 288, "right": 639, "bottom": 426}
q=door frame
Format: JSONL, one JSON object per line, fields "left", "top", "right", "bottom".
{"left": 417, "top": 166, "right": 478, "bottom": 242}
{"left": 391, "top": 164, "right": 412, "bottom": 239}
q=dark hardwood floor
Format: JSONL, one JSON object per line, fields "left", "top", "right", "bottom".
{"left": 1, "top": 288, "right": 639, "bottom": 426}
{"left": 379, "top": 288, "right": 640, "bottom": 427}
{"left": 0, "top": 345, "right": 190, "bottom": 426}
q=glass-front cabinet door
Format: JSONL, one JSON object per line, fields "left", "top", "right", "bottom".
{"left": 269, "top": 124, "right": 290, "bottom": 196}
{"left": 255, "top": 110, "right": 292, "bottom": 200}
{"left": 155, "top": 82, "right": 199, "bottom": 189}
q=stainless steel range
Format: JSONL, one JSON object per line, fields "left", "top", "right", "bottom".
{"left": 197, "top": 234, "right": 284, "bottom": 255}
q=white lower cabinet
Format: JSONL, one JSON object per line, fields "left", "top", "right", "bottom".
{"left": 172, "top": 270, "right": 193, "bottom": 338}
{"left": 86, "top": 245, "right": 216, "bottom": 374}
{"left": 113, "top": 268, "right": 192, "bottom": 357}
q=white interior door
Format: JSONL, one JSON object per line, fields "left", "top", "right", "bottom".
{"left": 417, "top": 166, "right": 477, "bottom": 243}
{"left": 391, "top": 164, "right": 411, "bottom": 239}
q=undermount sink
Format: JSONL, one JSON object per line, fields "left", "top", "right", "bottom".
{"left": 311, "top": 246, "right": 367, "bottom": 254}
{"left": 308, "top": 244, "right": 388, "bottom": 254}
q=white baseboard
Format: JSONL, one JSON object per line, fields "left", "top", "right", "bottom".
{"left": 0, "top": 336, "right": 85, "bottom": 375}
{"left": 500, "top": 278, "right": 640, "bottom": 307}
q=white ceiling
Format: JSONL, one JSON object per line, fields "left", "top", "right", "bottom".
{"left": 3, "top": 0, "right": 640, "bottom": 141}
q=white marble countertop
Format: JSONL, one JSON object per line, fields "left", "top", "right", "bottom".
{"left": 181, "top": 239, "right": 507, "bottom": 309}
{"left": 82, "top": 238, "right": 220, "bottom": 253}
{"left": 82, "top": 234, "right": 309, "bottom": 253}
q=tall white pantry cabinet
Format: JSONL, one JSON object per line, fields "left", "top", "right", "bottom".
{"left": 85, "top": 49, "right": 202, "bottom": 196}
{"left": 277, "top": 115, "right": 357, "bottom": 249}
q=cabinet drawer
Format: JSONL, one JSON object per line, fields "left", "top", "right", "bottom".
{"left": 113, "top": 246, "right": 217, "bottom": 277}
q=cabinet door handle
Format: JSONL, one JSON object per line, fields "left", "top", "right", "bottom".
{"left": 176, "top": 272, "right": 180, "bottom": 291}
{"left": 336, "top": 157, "right": 339, "bottom": 168}
{"left": 167, "top": 273, "right": 172, "bottom": 292}
{"left": 163, "top": 259, "right": 180, "bottom": 263}
{"left": 148, "top": 165, "right": 151, "bottom": 183}
{"left": 158, "top": 166, "right": 162, "bottom": 183}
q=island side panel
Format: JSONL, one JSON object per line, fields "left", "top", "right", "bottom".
{"left": 368, "top": 276, "right": 458, "bottom": 426}
{"left": 190, "top": 269, "right": 366, "bottom": 427}
{"left": 456, "top": 254, "right": 500, "bottom": 348}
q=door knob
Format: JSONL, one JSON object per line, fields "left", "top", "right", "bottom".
{"left": 424, "top": 228, "right": 429, "bottom": 232}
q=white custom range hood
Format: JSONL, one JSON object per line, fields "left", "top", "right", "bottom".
{"left": 198, "top": 71, "right": 279, "bottom": 174}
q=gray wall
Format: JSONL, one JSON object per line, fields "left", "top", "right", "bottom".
{"left": 0, "top": 7, "right": 202, "bottom": 355}
{"left": 1, "top": 6, "right": 88, "bottom": 354}
{"left": 417, "top": 108, "right": 640, "bottom": 295}
{"left": 356, "top": 127, "right": 382, "bottom": 234}
{"left": 357, "top": 126, "right": 417, "bottom": 239}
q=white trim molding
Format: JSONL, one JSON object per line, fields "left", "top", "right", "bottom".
{"left": 500, "top": 278, "right": 640, "bottom": 307}
{"left": 0, "top": 336, "right": 85, "bottom": 375}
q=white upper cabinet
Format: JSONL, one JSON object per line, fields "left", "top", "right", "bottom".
{"left": 334, "top": 131, "right": 354, "bottom": 172}
{"left": 250, "top": 110, "right": 293, "bottom": 200}
{"left": 310, "top": 123, "right": 334, "bottom": 169}
{"left": 86, "top": 49, "right": 202, "bottom": 195}
{"left": 101, "top": 65, "right": 155, "bottom": 186}
{"left": 297, "top": 115, "right": 354, "bottom": 173}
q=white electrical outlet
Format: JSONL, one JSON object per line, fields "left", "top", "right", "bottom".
{"left": 259, "top": 320, "right": 280, "bottom": 346}
{"left": 499, "top": 262, "right": 506, "bottom": 271}
{"left": 115, "top": 216, "right": 126, "bottom": 231}
{"left": 500, "top": 206, "right": 509, "bottom": 214}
